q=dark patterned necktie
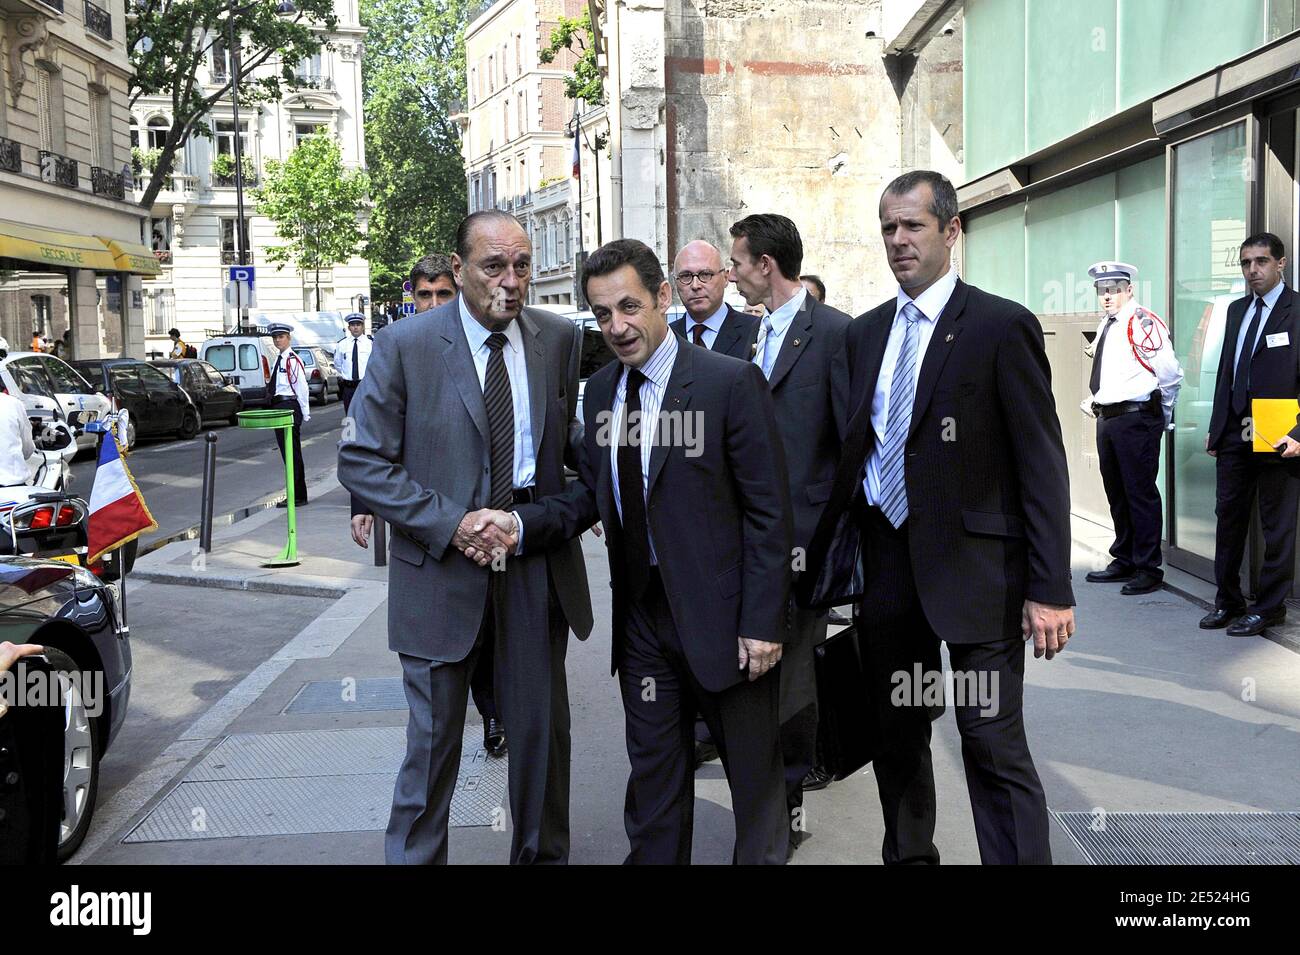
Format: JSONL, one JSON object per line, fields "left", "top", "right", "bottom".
{"left": 691, "top": 324, "right": 707, "bottom": 347}
{"left": 483, "top": 333, "right": 514, "bottom": 510}
{"left": 619, "top": 368, "right": 651, "bottom": 600}
{"left": 1232, "top": 297, "right": 1266, "bottom": 416}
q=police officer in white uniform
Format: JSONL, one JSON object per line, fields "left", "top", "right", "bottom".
{"left": 1082, "top": 262, "right": 1183, "bottom": 594}
{"left": 266, "top": 322, "right": 311, "bottom": 506}
{"left": 333, "top": 313, "right": 372, "bottom": 415}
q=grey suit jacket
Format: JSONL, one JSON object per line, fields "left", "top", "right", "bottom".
{"left": 338, "top": 297, "right": 593, "bottom": 662}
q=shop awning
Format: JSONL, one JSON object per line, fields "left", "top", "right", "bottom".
{"left": 0, "top": 218, "right": 119, "bottom": 271}
{"left": 99, "top": 237, "right": 163, "bottom": 276}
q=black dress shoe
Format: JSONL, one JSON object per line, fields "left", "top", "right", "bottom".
{"left": 1227, "top": 610, "right": 1284, "bottom": 637}
{"left": 1121, "top": 572, "right": 1162, "bottom": 596}
{"left": 827, "top": 608, "right": 852, "bottom": 626}
{"left": 693, "top": 739, "right": 719, "bottom": 769}
{"left": 1199, "top": 607, "right": 1243, "bottom": 629}
{"left": 484, "top": 718, "right": 507, "bottom": 758}
{"left": 275, "top": 499, "right": 309, "bottom": 508}
{"left": 802, "top": 766, "right": 833, "bottom": 791}
{"left": 1085, "top": 564, "right": 1135, "bottom": 583}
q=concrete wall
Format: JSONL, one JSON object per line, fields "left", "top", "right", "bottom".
{"left": 663, "top": 0, "right": 963, "bottom": 317}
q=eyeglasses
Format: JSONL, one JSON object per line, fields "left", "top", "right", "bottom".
{"left": 675, "top": 270, "right": 720, "bottom": 287}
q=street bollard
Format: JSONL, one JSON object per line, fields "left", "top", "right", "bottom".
{"left": 374, "top": 515, "right": 386, "bottom": 567}
{"left": 199, "top": 431, "right": 218, "bottom": 553}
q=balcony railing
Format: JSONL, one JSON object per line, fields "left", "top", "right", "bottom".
{"left": 154, "top": 249, "right": 173, "bottom": 266}
{"left": 0, "top": 136, "right": 20, "bottom": 175}
{"left": 214, "top": 171, "right": 258, "bottom": 187}
{"left": 91, "top": 165, "right": 125, "bottom": 199}
{"left": 220, "top": 250, "right": 238, "bottom": 265}
{"left": 38, "top": 150, "right": 79, "bottom": 189}
{"left": 294, "top": 74, "right": 334, "bottom": 90}
{"left": 84, "top": 0, "right": 112, "bottom": 40}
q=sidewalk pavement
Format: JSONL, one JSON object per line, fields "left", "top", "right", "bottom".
{"left": 76, "top": 476, "right": 1300, "bottom": 864}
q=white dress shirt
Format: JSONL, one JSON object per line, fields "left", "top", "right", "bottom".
{"left": 753, "top": 287, "right": 807, "bottom": 378}
{"left": 1087, "top": 298, "right": 1183, "bottom": 427}
{"left": 863, "top": 267, "right": 959, "bottom": 506}
{"left": 0, "top": 392, "right": 37, "bottom": 486}
{"left": 333, "top": 333, "right": 373, "bottom": 381}
{"left": 458, "top": 295, "right": 536, "bottom": 489}
{"left": 610, "top": 330, "right": 678, "bottom": 564}
{"left": 271, "top": 347, "right": 312, "bottom": 421}
{"left": 684, "top": 302, "right": 728, "bottom": 349}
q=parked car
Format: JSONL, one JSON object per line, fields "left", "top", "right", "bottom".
{"left": 72, "top": 358, "right": 200, "bottom": 444}
{"left": 294, "top": 346, "right": 341, "bottom": 404}
{"left": 0, "top": 353, "right": 113, "bottom": 453}
{"left": 152, "top": 359, "right": 244, "bottom": 425}
{"left": 568, "top": 311, "right": 617, "bottom": 426}
{"left": 0, "top": 556, "right": 131, "bottom": 860}
{"left": 199, "top": 333, "right": 279, "bottom": 409}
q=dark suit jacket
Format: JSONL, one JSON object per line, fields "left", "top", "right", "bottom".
{"left": 515, "top": 339, "right": 794, "bottom": 692}
{"left": 670, "top": 305, "right": 758, "bottom": 360}
{"left": 1207, "top": 285, "right": 1300, "bottom": 452}
{"left": 746, "top": 296, "right": 853, "bottom": 549}
{"left": 338, "top": 298, "right": 593, "bottom": 661}
{"left": 798, "top": 279, "right": 1075, "bottom": 644}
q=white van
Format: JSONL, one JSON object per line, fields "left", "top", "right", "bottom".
{"left": 199, "top": 333, "right": 279, "bottom": 409}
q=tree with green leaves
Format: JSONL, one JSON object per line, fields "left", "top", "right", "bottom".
{"left": 254, "top": 132, "right": 369, "bottom": 310}
{"left": 539, "top": 10, "right": 602, "bottom": 103}
{"left": 360, "top": 0, "right": 470, "bottom": 301}
{"left": 127, "top": 0, "right": 338, "bottom": 211}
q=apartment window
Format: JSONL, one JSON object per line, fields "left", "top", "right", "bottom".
{"left": 294, "top": 121, "right": 324, "bottom": 147}
{"left": 502, "top": 44, "right": 508, "bottom": 85}
{"left": 516, "top": 34, "right": 523, "bottom": 77}
{"left": 518, "top": 92, "right": 526, "bottom": 136}
{"left": 211, "top": 38, "right": 230, "bottom": 83}
{"left": 471, "top": 175, "right": 481, "bottom": 212}
{"left": 143, "top": 288, "right": 175, "bottom": 336}
{"left": 90, "top": 89, "right": 112, "bottom": 169}
{"left": 470, "top": 69, "right": 476, "bottom": 106}
{"left": 145, "top": 116, "right": 169, "bottom": 150}
{"left": 37, "top": 69, "right": 53, "bottom": 151}
{"left": 489, "top": 170, "right": 497, "bottom": 208}
{"left": 215, "top": 119, "right": 248, "bottom": 157}
{"left": 503, "top": 98, "right": 510, "bottom": 141}
{"left": 220, "top": 217, "right": 250, "bottom": 259}
{"left": 296, "top": 52, "right": 324, "bottom": 87}
{"left": 488, "top": 56, "right": 494, "bottom": 93}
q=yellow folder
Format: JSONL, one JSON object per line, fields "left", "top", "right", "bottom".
{"left": 1251, "top": 398, "right": 1300, "bottom": 452}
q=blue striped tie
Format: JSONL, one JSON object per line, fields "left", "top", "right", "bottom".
{"left": 879, "top": 303, "right": 921, "bottom": 528}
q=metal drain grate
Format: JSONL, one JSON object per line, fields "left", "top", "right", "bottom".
{"left": 124, "top": 725, "right": 507, "bottom": 842}
{"left": 1053, "top": 811, "right": 1300, "bottom": 864}
{"left": 283, "top": 678, "right": 406, "bottom": 714}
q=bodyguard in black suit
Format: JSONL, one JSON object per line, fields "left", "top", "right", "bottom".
{"left": 799, "top": 171, "right": 1075, "bottom": 865}
{"left": 1200, "top": 233, "right": 1300, "bottom": 637}
{"left": 506, "top": 238, "right": 794, "bottom": 864}
{"left": 728, "top": 213, "right": 851, "bottom": 851}
{"left": 669, "top": 239, "right": 758, "bottom": 359}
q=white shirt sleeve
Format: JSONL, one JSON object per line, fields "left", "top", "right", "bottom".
{"left": 289, "top": 354, "right": 311, "bottom": 421}
{"left": 333, "top": 342, "right": 347, "bottom": 375}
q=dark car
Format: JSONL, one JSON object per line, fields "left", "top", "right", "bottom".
{"left": 294, "top": 346, "right": 340, "bottom": 404}
{"left": 152, "top": 359, "right": 244, "bottom": 426}
{"left": 72, "top": 358, "right": 201, "bottom": 445}
{"left": 0, "top": 556, "right": 131, "bottom": 860}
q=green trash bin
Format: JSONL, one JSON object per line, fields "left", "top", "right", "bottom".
{"left": 238, "top": 408, "right": 300, "bottom": 567}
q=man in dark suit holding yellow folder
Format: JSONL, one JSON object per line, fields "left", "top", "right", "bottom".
{"left": 1202, "top": 232, "right": 1300, "bottom": 636}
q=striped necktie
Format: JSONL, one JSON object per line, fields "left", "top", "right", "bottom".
{"left": 879, "top": 303, "right": 922, "bottom": 528}
{"left": 754, "top": 315, "right": 776, "bottom": 379}
{"left": 483, "top": 333, "right": 515, "bottom": 510}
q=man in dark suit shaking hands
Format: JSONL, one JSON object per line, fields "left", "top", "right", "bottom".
{"left": 799, "top": 170, "right": 1075, "bottom": 865}
{"left": 484, "top": 238, "right": 795, "bottom": 864}
{"left": 1200, "top": 233, "right": 1300, "bottom": 636}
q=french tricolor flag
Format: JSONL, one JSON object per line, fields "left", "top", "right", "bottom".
{"left": 87, "top": 430, "right": 156, "bottom": 565}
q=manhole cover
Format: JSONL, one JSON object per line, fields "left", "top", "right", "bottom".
{"left": 124, "top": 725, "right": 506, "bottom": 842}
{"left": 1053, "top": 811, "right": 1300, "bottom": 864}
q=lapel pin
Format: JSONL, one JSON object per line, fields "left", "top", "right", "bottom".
{"left": 792, "top": 338, "right": 801, "bottom": 347}
{"left": 750, "top": 343, "right": 758, "bottom": 356}
{"left": 945, "top": 333, "right": 954, "bottom": 343}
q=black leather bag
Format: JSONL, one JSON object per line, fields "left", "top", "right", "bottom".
{"left": 813, "top": 622, "right": 877, "bottom": 780}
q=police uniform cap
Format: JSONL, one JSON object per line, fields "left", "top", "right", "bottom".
{"left": 1088, "top": 261, "right": 1137, "bottom": 285}
{"left": 266, "top": 322, "right": 294, "bottom": 335}
{"left": 345, "top": 313, "right": 365, "bottom": 326}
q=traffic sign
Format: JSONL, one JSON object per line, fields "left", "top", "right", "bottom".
{"left": 229, "top": 265, "right": 256, "bottom": 284}
{"left": 402, "top": 280, "right": 412, "bottom": 293}
{"left": 403, "top": 302, "right": 416, "bottom": 315}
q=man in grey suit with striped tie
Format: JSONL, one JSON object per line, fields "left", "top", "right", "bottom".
{"left": 339, "top": 210, "right": 593, "bottom": 864}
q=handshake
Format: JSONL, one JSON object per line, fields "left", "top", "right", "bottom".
{"left": 453, "top": 508, "right": 519, "bottom": 567}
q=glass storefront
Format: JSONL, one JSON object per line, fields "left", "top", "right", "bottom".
{"left": 0, "top": 265, "right": 72, "bottom": 354}
{"left": 1170, "top": 121, "right": 1250, "bottom": 561}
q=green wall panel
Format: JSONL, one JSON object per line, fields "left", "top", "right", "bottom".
{"left": 1027, "top": 0, "right": 1117, "bottom": 155}
{"left": 963, "top": 201, "right": 1026, "bottom": 303}
{"left": 1026, "top": 174, "right": 1117, "bottom": 314}
{"left": 964, "top": 0, "right": 1026, "bottom": 179}
{"left": 1115, "top": 156, "right": 1168, "bottom": 318}
{"left": 1117, "top": 0, "right": 1266, "bottom": 110}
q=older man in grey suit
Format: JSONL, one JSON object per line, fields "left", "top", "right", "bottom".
{"left": 338, "top": 210, "right": 593, "bottom": 865}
